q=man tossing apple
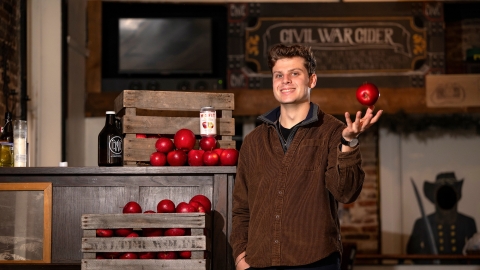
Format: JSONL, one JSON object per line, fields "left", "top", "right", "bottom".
{"left": 231, "top": 44, "right": 382, "bottom": 270}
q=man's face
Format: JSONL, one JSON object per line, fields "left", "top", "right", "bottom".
{"left": 272, "top": 56, "right": 316, "bottom": 106}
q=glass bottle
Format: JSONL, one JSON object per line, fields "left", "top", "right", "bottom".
{"left": 0, "top": 112, "right": 14, "bottom": 143}
{"left": 98, "top": 111, "right": 123, "bottom": 166}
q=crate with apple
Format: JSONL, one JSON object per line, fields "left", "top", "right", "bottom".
{"left": 81, "top": 197, "right": 212, "bottom": 270}
{"left": 113, "top": 90, "right": 236, "bottom": 166}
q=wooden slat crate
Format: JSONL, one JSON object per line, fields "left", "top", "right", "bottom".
{"left": 114, "top": 90, "right": 235, "bottom": 166}
{"left": 81, "top": 213, "right": 211, "bottom": 270}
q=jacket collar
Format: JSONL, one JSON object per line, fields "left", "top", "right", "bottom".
{"left": 257, "top": 102, "right": 319, "bottom": 126}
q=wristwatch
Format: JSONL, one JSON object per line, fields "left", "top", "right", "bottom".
{"left": 341, "top": 136, "right": 359, "bottom": 147}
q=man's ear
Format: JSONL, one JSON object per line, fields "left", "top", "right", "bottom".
{"left": 309, "top": 73, "right": 317, "bottom": 88}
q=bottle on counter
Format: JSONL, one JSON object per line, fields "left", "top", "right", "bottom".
{"left": 98, "top": 111, "right": 123, "bottom": 166}
{"left": 0, "top": 112, "right": 14, "bottom": 143}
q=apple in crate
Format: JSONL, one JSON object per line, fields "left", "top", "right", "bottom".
{"left": 178, "top": 251, "right": 192, "bottom": 259}
{"left": 157, "top": 199, "right": 176, "bottom": 213}
{"left": 164, "top": 228, "right": 186, "bottom": 236}
{"left": 142, "top": 228, "right": 163, "bottom": 237}
{"left": 219, "top": 148, "right": 239, "bottom": 166}
{"left": 120, "top": 252, "right": 138, "bottom": 259}
{"left": 155, "top": 137, "right": 174, "bottom": 153}
{"left": 114, "top": 228, "right": 133, "bottom": 237}
{"left": 203, "top": 150, "right": 219, "bottom": 166}
{"left": 167, "top": 150, "right": 187, "bottom": 166}
{"left": 139, "top": 252, "right": 157, "bottom": 259}
{"left": 158, "top": 251, "right": 177, "bottom": 259}
{"left": 176, "top": 202, "right": 196, "bottom": 213}
{"left": 96, "top": 229, "right": 114, "bottom": 237}
{"left": 123, "top": 201, "right": 142, "bottom": 213}
{"left": 188, "top": 149, "right": 205, "bottom": 166}
{"left": 150, "top": 152, "right": 167, "bottom": 166}
{"left": 189, "top": 194, "right": 212, "bottom": 214}
{"left": 199, "top": 136, "right": 217, "bottom": 151}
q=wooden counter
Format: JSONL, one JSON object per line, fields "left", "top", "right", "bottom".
{"left": 0, "top": 167, "right": 236, "bottom": 270}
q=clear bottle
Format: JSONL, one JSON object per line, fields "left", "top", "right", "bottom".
{"left": 0, "top": 112, "right": 14, "bottom": 143}
{"left": 98, "top": 111, "right": 123, "bottom": 166}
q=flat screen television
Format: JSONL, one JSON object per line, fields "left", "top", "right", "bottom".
{"left": 102, "top": 2, "right": 227, "bottom": 91}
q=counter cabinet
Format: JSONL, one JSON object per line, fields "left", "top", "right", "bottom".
{"left": 0, "top": 167, "right": 236, "bottom": 270}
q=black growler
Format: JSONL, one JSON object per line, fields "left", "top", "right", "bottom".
{"left": 98, "top": 111, "right": 123, "bottom": 166}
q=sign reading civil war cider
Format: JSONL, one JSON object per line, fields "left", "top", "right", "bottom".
{"left": 245, "top": 17, "right": 427, "bottom": 73}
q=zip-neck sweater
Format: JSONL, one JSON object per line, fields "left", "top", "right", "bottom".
{"left": 230, "top": 103, "right": 365, "bottom": 267}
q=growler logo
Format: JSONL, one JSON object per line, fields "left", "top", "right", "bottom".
{"left": 109, "top": 136, "right": 122, "bottom": 155}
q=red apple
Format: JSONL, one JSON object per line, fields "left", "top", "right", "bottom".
{"left": 114, "top": 228, "right": 134, "bottom": 237}
{"left": 123, "top": 201, "right": 142, "bottom": 213}
{"left": 158, "top": 251, "right": 177, "bottom": 259}
{"left": 144, "top": 210, "right": 156, "bottom": 213}
{"left": 167, "top": 149, "right": 187, "bottom": 166}
{"left": 356, "top": 82, "right": 380, "bottom": 107}
{"left": 150, "top": 152, "right": 167, "bottom": 166}
{"left": 146, "top": 134, "right": 161, "bottom": 138}
{"left": 189, "top": 195, "right": 212, "bottom": 214}
{"left": 213, "top": 148, "right": 224, "bottom": 157}
{"left": 174, "top": 128, "right": 196, "bottom": 151}
{"left": 203, "top": 150, "right": 219, "bottom": 166}
{"left": 96, "top": 229, "right": 114, "bottom": 237}
{"left": 138, "top": 252, "right": 157, "bottom": 259}
{"left": 219, "top": 148, "right": 239, "bottom": 166}
{"left": 164, "top": 228, "right": 186, "bottom": 236}
{"left": 103, "top": 252, "right": 121, "bottom": 259}
{"left": 157, "top": 199, "right": 176, "bottom": 213}
{"left": 120, "top": 252, "right": 138, "bottom": 259}
{"left": 136, "top": 133, "right": 147, "bottom": 138}
{"left": 178, "top": 250, "right": 192, "bottom": 259}
{"left": 199, "top": 136, "right": 217, "bottom": 151}
{"left": 96, "top": 254, "right": 106, "bottom": 259}
{"left": 176, "top": 202, "right": 196, "bottom": 213}
{"left": 155, "top": 137, "right": 175, "bottom": 153}
{"left": 187, "top": 149, "right": 205, "bottom": 166}
{"left": 142, "top": 228, "right": 163, "bottom": 237}
{"left": 126, "top": 232, "right": 139, "bottom": 237}
{"left": 189, "top": 200, "right": 206, "bottom": 213}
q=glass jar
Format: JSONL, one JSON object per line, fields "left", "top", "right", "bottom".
{"left": 0, "top": 142, "right": 14, "bottom": 167}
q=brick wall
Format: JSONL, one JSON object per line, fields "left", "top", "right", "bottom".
{"left": 340, "top": 127, "right": 380, "bottom": 254}
{"left": 0, "top": 0, "right": 21, "bottom": 123}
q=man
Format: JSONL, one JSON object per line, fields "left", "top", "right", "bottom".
{"left": 230, "top": 44, "right": 382, "bottom": 270}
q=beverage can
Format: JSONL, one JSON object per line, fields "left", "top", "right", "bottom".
{"left": 200, "top": 107, "right": 216, "bottom": 137}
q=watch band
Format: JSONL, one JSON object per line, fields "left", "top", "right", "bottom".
{"left": 341, "top": 136, "right": 359, "bottom": 147}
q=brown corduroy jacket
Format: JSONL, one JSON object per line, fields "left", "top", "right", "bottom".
{"left": 230, "top": 103, "right": 365, "bottom": 268}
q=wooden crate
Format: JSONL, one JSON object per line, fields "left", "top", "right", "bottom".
{"left": 114, "top": 90, "right": 235, "bottom": 166}
{"left": 81, "top": 213, "right": 211, "bottom": 270}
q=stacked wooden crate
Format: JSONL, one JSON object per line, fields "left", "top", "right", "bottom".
{"left": 81, "top": 212, "right": 211, "bottom": 270}
{"left": 114, "top": 90, "right": 235, "bottom": 166}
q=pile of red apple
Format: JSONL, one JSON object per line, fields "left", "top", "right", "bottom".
{"left": 148, "top": 128, "right": 239, "bottom": 167}
{"left": 95, "top": 195, "right": 211, "bottom": 260}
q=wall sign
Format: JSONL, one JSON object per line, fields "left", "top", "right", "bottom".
{"left": 246, "top": 17, "right": 427, "bottom": 74}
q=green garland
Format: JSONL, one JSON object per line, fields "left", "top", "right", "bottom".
{"left": 378, "top": 112, "right": 480, "bottom": 136}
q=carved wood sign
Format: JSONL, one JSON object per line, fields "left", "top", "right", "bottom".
{"left": 245, "top": 17, "right": 427, "bottom": 74}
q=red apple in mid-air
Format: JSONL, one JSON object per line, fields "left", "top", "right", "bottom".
{"left": 356, "top": 82, "right": 380, "bottom": 107}
{"left": 203, "top": 151, "right": 219, "bottom": 166}
{"left": 176, "top": 202, "right": 196, "bottom": 213}
{"left": 96, "top": 229, "right": 114, "bottom": 237}
{"left": 187, "top": 149, "right": 205, "bottom": 166}
{"left": 189, "top": 194, "right": 212, "bottom": 214}
{"left": 123, "top": 201, "right": 142, "bottom": 213}
{"left": 157, "top": 251, "right": 177, "bottom": 259}
{"left": 178, "top": 250, "right": 192, "bottom": 259}
{"left": 219, "top": 148, "right": 239, "bottom": 166}
{"left": 164, "top": 228, "right": 186, "bottom": 236}
{"left": 155, "top": 137, "right": 175, "bottom": 153}
{"left": 157, "top": 199, "right": 176, "bottom": 213}
{"left": 199, "top": 136, "right": 217, "bottom": 151}
{"left": 167, "top": 149, "right": 187, "bottom": 166}
{"left": 120, "top": 252, "right": 138, "bottom": 259}
{"left": 150, "top": 152, "right": 167, "bottom": 166}
{"left": 174, "top": 129, "right": 196, "bottom": 151}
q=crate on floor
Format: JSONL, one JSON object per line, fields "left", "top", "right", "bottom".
{"left": 114, "top": 90, "right": 235, "bottom": 166}
{"left": 81, "top": 212, "right": 211, "bottom": 270}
